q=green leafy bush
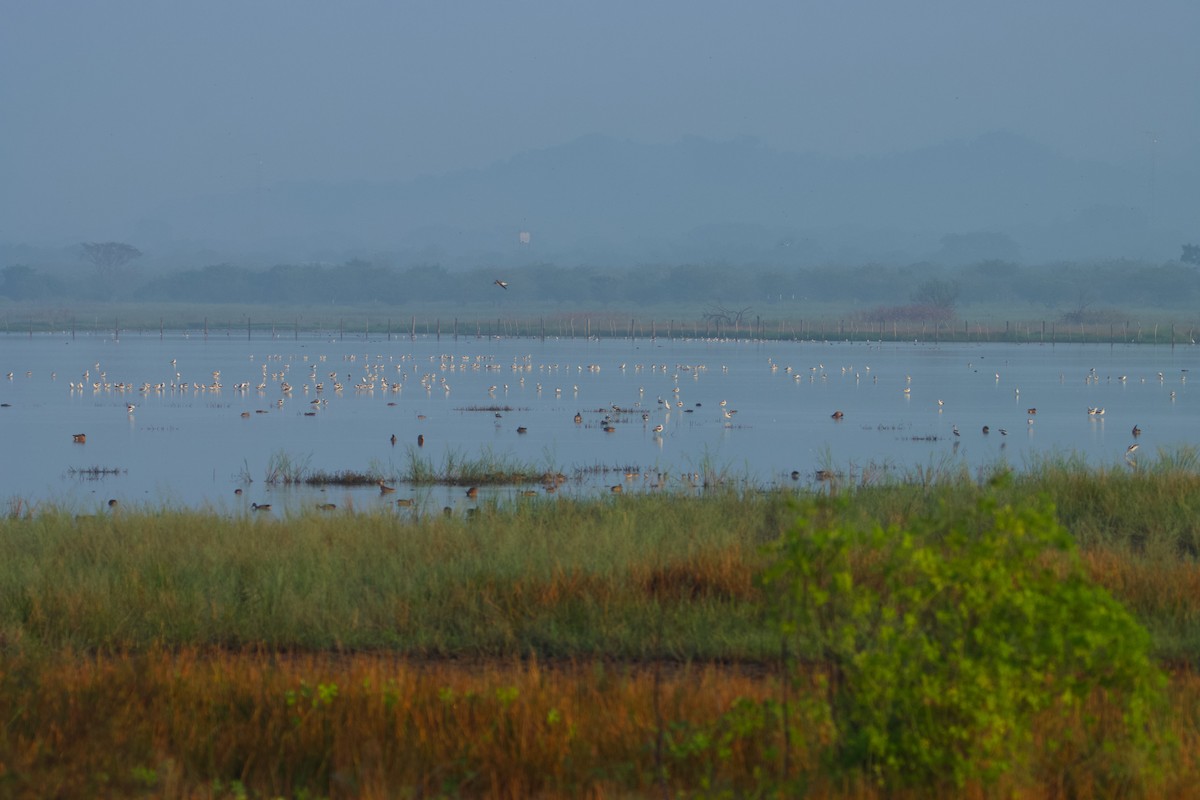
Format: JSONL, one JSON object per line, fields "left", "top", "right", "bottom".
{"left": 763, "top": 479, "right": 1168, "bottom": 790}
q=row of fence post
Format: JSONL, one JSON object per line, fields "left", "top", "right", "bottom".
{"left": 6, "top": 316, "right": 1191, "bottom": 349}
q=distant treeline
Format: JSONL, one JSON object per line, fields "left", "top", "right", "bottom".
{"left": 2, "top": 258, "right": 1198, "bottom": 312}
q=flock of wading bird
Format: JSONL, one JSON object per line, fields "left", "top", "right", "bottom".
{"left": 37, "top": 343, "right": 1185, "bottom": 512}
{"left": 823, "top": 362, "right": 1169, "bottom": 467}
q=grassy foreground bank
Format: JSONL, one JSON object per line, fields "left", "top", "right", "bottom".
{"left": 4, "top": 461, "right": 1200, "bottom": 660}
{"left": 3, "top": 461, "right": 1200, "bottom": 796}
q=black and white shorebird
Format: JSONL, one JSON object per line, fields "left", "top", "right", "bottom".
{"left": 494, "top": 279, "right": 508, "bottom": 290}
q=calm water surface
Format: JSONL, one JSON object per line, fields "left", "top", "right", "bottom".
{"left": 1, "top": 333, "right": 1196, "bottom": 515}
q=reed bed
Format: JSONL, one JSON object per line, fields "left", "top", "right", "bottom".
{"left": 4, "top": 462, "right": 1200, "bottom": 660}
{"left": 0, "top": 493, "right": 777, "bottom": 658}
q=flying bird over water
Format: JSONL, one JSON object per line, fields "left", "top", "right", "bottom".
{"left": 494, "top": 279, "right": 508, "bottom": 290}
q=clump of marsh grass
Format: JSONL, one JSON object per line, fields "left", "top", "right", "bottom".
{"left": 302, "top": 470, "right": 382, "bottom": 486}
{"left": 402, "top": 446, "right": 558, "bottom": 486}
{"left": 264, "top": 451, "right": 311, "bottom": 485}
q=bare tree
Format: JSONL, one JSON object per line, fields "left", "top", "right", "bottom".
{"left": 702, "top": 304, "right": 751, "bottom": 326}
{"left": 80, "top": 242, "right": 142, "bottom": 277}
{"left": 1060, "top": 287, "right": 1098, "bottom": 323}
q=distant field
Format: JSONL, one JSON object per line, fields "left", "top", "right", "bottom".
{"left": 2, "top": 299, "right": 1198, "bottom": 344}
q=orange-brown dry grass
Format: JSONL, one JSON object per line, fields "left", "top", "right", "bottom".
{"left": 1082, "top": 549, "right": 1200, "bottom": 616}
{"left": 2, "top": 648, "right": 1198, "bottom": 799}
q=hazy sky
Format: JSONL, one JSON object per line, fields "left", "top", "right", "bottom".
{"left": 2, "top": 0, "right": 1197, "bottom": 242}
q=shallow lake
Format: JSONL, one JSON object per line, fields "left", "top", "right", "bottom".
{"left": 1, "top": 332, "right": 1196, "bottom": 515}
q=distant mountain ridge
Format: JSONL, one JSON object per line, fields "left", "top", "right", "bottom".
{"left": 146, "top": 131, "right": 1195, "bottom": 266}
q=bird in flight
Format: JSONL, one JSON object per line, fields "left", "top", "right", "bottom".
{"left": 494, "top": 279, "right": 508, "bottom": 290}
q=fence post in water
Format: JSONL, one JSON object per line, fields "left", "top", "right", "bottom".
{"left": 115, "top": 318, "right": 119, "bottom": 341}
{"left": 411, "top": 316, "right": 416, "bottom": 340}
{"left": 454, "top": 318, "right": 458, "bottom": 341}
{"left": 540, "top": 317, "right": 545, "bottom": 341}
{"left": 651, "top": 319, "right": 656, "bottom": 340}
{"left": 72, "top": 318, "right": 75, "bottom": 340}
{"left": 586, "top": 318, "right": 590, "bottom": 339}
{"left": 1171, "top": 324, "right": 1175, "bottom": 351}
{"left": 160, "top": 318, "right": 164, "bottom": 340}
{"left": 295, "top": 318, "right": 299, "bottom": 340}
{"left": 248, "top": 318, "right": 252, "bottom": 341}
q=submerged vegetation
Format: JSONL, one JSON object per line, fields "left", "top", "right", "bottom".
{"left": 65, "top": 465, "right": 127, "bottom": 479}
{"left": 3, "top": 460, "right": 1200, "bottom": 795}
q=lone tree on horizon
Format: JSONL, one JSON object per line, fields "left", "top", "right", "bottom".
{"left": 80, "top": 241, "right": 142, "bottom": 277}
